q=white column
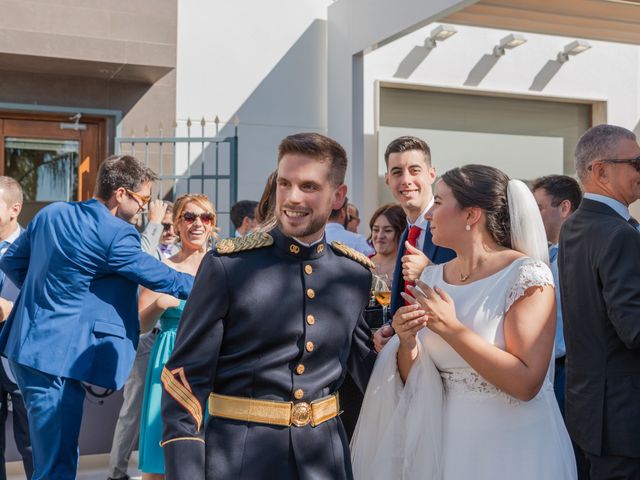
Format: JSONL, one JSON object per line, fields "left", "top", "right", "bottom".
{"left": 327, "top": 0, "right": 478, "bottom": 211}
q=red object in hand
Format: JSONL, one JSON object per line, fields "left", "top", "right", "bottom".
{"left": 404, "top": 225, "right": 421, "bottom": 305}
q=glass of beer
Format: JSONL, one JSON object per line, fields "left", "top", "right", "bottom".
{"left": 373, "top": 274, "right": 391, "bottom": 324}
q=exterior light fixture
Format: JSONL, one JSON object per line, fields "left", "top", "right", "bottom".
{"left": 557, "top": 40, "right": 591, "bottom": 63}
{"left": 493, "top": 33, "right": 527, "bottom": 57}
{"left": 424, "top": 25, "right": 457, "bottom": 48}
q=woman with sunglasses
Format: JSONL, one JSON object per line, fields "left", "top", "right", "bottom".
{"left": 137, "top": 194, "right": 217, "bottom": 480}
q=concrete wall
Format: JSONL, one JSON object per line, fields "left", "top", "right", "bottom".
{"left": 175, "top": 2, "right": 640, "bottom": 230}
{"left": 176, "top": 0, "right": 331, "bottom": 206}
{"left": 360, "top": 23, "right": 640, "bottom": 224}
{"left": 0, "top": 0, "right": 178, "bottom": 145}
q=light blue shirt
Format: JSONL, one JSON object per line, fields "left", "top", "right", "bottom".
{"left": 584, "top": 193, "right": 630, "bottom": 220}
{"left": 325, "top": 222, "right": 375, "bottom": 256}
{"left": 549, "top": 244, "right": 565, "bottom": 358}
{"left": 584, "top": 193, "right": 640, "bottom": 231}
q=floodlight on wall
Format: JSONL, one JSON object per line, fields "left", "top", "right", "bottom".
{"left": 557, "top": 40, "right": 591, "bottom": 63}
{"left": 492, "top": 33, "right": 527, "bottom": 57}
{"left": 424, "top": 25, "right": 457, "bottom": 48}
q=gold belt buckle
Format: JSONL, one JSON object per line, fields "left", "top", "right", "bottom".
{"left": 291, "top": 402, "right": 312, "bottom": 427}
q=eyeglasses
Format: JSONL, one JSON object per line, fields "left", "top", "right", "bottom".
{"left": 587, "top": 156, "right": 640, "bottom": 172}
{"left": 161, "top": 222, "right": 174, "bottom": 232}
{"left": 181, "top": 211, "right": 215, "bottom": 225}
{"left": 125, "top": 189, "right": 151, "bottom": 210}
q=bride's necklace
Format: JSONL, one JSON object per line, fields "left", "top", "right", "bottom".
{"left": 458, "top": 255, "right": 489, "bottom": 282}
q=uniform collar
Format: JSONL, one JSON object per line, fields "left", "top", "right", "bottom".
{"left": 271, "top": 227, "right": 328, "bottom": 260}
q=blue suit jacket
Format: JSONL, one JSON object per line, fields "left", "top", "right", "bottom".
{"left": 390, "top": 225, "right": 456, "bottom": 315}
{"left": 0, "top": 199, "right": 193, "bottom": 390}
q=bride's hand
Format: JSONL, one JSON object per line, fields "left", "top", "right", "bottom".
{"left": 408, "top": 281, "right": 463, "bottom": 338}
{"left": 391, "top": 301, "right": 427, "bottom": 350}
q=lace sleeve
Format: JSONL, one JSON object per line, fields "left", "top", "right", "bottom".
{"left": 505, "top": 258, "right": 554, "bottom": 313}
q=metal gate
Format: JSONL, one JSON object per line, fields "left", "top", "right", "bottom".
{"left": 116, "top": 119, "right": 238, "bottom": 237}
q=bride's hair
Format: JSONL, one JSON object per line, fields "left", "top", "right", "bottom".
{"left": 441, "top": 165, "right": 511, "bottom": 248}
{"left": 441, "top": 164, "right": 549, "bottom": 264}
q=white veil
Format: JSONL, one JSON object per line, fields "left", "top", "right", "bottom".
{"left": 507, "top": 179, "right": 549, "bottom": 265}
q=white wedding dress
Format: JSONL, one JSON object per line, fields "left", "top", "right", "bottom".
{"left": 351, "top": 257, "right": 577, "bottom": 480}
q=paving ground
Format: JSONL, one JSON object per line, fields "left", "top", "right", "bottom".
{"left": 7, "top": 452, "right": 142, "bottom": 480}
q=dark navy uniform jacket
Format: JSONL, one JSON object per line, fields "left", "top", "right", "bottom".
{"left": 161, "top": 227, "right": 376, "bottom": 479}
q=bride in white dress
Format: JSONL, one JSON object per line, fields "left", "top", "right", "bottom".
{"left": 351, "top": 165, "right": 577, "bottom": 479}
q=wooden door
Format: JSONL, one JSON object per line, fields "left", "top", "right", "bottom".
{"left": 0, "top": 112, "right": 106, "bottom": 223}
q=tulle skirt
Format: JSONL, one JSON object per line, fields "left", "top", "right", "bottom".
{"left": 350, "top": 336, "right": 577, "bottom": 480}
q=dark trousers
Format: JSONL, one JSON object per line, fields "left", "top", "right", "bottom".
{"left": 582, "top": 451, "right": 640, "bottom": 480}
{"left": 0, "top": 364, "right": 33, "bottom": 480}
{"left": 9, "top": 360, "right": 86, "bottom": 480}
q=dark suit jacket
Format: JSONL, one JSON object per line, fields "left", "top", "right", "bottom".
{"left": 161, "top": 229, "right": 376, "bottom": 480}
{"left": 390, "top": 225, "right": 456, "bottom": 315}
{"left": 559, "top": 198, "right": 640, "bottom": 457}
{"left": 0, "top": 199, "right": 193, "bottom": 390}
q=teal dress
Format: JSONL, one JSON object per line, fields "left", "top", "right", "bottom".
{"left": 139, "top": 299, "right": 186, "bottom": 473}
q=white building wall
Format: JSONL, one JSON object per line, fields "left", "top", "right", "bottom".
{"left": 176, "top": 0, "right": 331, "bottom": 205}
{"left": 176, "top": 2, "right": 640, "bottom": 230}
{"left": 362, "top": 23, "right": 640, "bottom": 223}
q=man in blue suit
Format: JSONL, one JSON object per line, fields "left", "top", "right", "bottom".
{"left": 0, "top": 155, "right": 193, "bottom": 480}
{"left": 374, "top": 136, "right": 455, "bottom": 350}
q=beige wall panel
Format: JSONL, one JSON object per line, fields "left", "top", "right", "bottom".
{"left": 380, "top": 87, "right": 591, "bottom": 175}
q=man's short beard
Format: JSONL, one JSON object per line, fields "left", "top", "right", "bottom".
{"left": 276, "top": 214, "right": 327, "bottom": 240}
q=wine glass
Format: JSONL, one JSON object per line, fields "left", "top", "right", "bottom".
{"left": 373, "top": 274, "right": 391, "bottom": 325}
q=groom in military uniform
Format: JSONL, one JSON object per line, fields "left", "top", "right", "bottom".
{"left": 161, "top": 132, "right": 377, "bottom": 479}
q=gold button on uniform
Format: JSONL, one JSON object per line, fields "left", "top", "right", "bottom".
{"left": 290, "top": 244, "right": 300, "bottom": 254}
{"left": 306, "top": 315, "right": 315, "bottom": 325}
{"left": 304, "top": 265, "right": 313, "bottom": 275}
{"left": 296, "top": 364, "right": 305, "bottom": 375}
{"left": 306, "top": 288, "right": 315, "bottom": 299}
{"left": 306, "top": 341, "right": 315, "bottom": 352}
{"left": 294, "top": 389, "right": 304, "bottom": 400}
{"left": 317, "top": 244, "right": 325, "bottom": 254}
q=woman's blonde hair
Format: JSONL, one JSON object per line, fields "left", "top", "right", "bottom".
{"left": 173, "top": 193, "right": 219, "bottom": 242}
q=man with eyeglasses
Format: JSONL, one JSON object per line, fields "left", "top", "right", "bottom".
{"left": 0, "top": 154, "right": 194, "bottom": 480}
{"left": 559, "top": 124, "right": 640, "bottom": 479}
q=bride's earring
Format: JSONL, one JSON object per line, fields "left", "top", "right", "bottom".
{"left": 465, "top": 224, "right": 471, "bottom": 231}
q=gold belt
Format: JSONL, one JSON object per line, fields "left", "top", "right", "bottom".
{"left": 208, "top": 392, "right": 340, "bottom": 428}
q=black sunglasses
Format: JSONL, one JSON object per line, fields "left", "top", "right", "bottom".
{"left": 588, "top": 156, "right": 640, "bottom": 172}
{"left": 181, "top": 211, "right": 215, "bottom": 225}
{"left": 161, "top": 222, "right": 173, "bottom": 232}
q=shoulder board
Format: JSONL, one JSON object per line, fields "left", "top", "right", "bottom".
{"left": 330, "top": 241, "right": 375, "bottom": 270}
{"left": 216, "top": 232, "right": 274, "bottom": 255}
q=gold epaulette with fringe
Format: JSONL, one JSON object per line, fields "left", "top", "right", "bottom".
{"left": 216, "top": 232, "right": 274, "bottom": 255}
{"left": 330, "top": 241, "right": 375, "bottom": 270}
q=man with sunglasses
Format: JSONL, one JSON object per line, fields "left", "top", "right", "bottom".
{"left": 559, "top": 124, "right": 640, "bottom": 479}
{"left": 0, "top": 154, "right": 194, "bottom": 480}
